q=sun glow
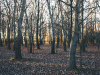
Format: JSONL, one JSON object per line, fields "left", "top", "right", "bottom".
{"left": 90, "top": 0, "right": 93, "bottom": 3}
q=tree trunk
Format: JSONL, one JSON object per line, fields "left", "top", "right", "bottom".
{"left": 0, "top": 33, "right": 3, "bottom": 47}
{"left": 61, "top": 29, "right": 62, "bottom": 44}
{"left": 30, "top": 15, "right": 32, "bottom": 53}
{"left": 60, "top": 2, "right": 66, "bottom": 51}
{"left": 80, "top": 0, "right": 85, "bottom": 52}
{"left": 92, "top": 23, "right": 94, "bottom": 45}
{"left": 40, "top": 16, "right": 43, "bottom": 45}
{"left": 69, "top": 0, "right": 80, "bottom": 69}
{"left": 85, "top": 20, "right": 88, "bottom": 47}
{"left": 56, "top": 5, "right": 60, "bottom": 48}
{"left": 29, "top": 36, "right": 32, "bottom": 53}
{"left": 57, "top": 27, "right": 59, "bottom": 48}
{"left": 69, "top": 0, "right": 73, "bottom": 48}
{"left": 0, "top": 3, "right": 3, "bottom": 47}
{"left": 51, "top": 6, "right": 55, "bottom": 54}
{"left": 24, "top": 10, "right": 28, "bottom": 47}
{"left": 7, "top": 9, "right": 11, "bottom": 50}
{"left": 15, "top": 0, "right": 26, "bottom": 59}
{"left": 21, "top": 35, "right": 23, "bottom": 46}
{"left": 46, "top": 0, "right": 55, "bottom": 54}
{"left": 49, "top": 22, "right": 51, "bottom": 44}
{"left": 36, "top": 0, "right": 40, "bottom": 49}
{"left": 2, "top": 18, "right": 5, "bottom": 44}
{"left": 13, "top": 0, "right": 17, "bottom": 51}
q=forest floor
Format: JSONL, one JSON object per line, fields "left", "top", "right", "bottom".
{"left": 0, "top": 44, "right": 100, "bottom": 75}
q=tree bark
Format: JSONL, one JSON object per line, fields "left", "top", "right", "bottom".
{"left": 57, "top": 27, "right": 59, "bottom": 48}
{"left": 69, "top": 0, "right": 73, "bottom": 48}
{"left": 46, "top": 0, "right": 55, "bottom": 54}
{"left": 0, "top": 33, "right": 3, "bottom": 47}
{"left": 60, "top": 2, "right": 66, "bottom": 51}
{"left": 24, "top": 10, "right": 28, "bottom": 47}
{"left": 30, "top": 15, "right": 32, "bottom": 53}
{"left": 15, "top": 0, "right": 26, "bottom": 59}
{"left": 36, "top": 0, "right": 40, "bottom": 49}
{"left": 69, "top": 0, "right": 80, "bottom": 69}
{"left": 0, "top": 3, "right": 3, "bottom": 47}
{"left": 80, "top": 0, "right": 85, "bottom": 52}
{"left": 56, "top": 5, "right": 60, "bottom": 48}
{"left": 49, "top": 21, "right": 51, "bottom": 44}
{"left": 7, "top": 8, "right": 11, "bottom": 50}
{"left": 40, "top": 21, "right": 42, "bottom": 45}
{"left": 13, "top": 0, "right": 16, "bottom": 51}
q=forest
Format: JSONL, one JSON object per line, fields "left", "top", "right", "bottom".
{"left": 0, "top": 0, "right": 100, "bottom": 74}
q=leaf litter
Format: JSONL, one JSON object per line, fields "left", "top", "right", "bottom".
{"left": 0, "top": 44, "right": 100, "bottom": 75}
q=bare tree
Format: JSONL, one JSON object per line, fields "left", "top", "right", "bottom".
{"left": 0, "top": 3, "right": 3, "bottom": 47}
{"left": 68, "top": 0, "right": 73, "bottom": 48}
{"left": 60, "top": 1, "right": 66, "bottom": 51}
{"left": 46, "top": 0, "right": 55, "bottom": 54}
{"left": 15, "top": 0, "right": 26, "bottom": 59}
{"left": 13, "top": 0, "right": 17, "bottom": 51}
{"left": 69, "top": 0, "right": 81, "bottom": 69}
{"left": 36, "top": 0, "right": 40, "bottom": 49}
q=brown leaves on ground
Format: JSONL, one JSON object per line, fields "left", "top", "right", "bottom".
{"left": 0, "top": 44, "right": 100, "bottom": 75}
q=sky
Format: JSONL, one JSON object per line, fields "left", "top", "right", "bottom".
{"left": 0, "top": 0, "right": 100, "bottom": 23}
{"left": 0, "top": 0, "right": 100, "bottom": 38}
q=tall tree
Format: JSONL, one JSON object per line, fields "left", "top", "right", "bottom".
{"left": 15, "top": 0, "right": 26, "bottom": 59}
{"left": 48, "top": 21, "right": 51, "bottom": 44}
{"left": 46, "top": 0, "right": 55, "bottom": 54}
{"left": 7, "top": 4, "right": 11, "bottom": 50}
{"left": 30, "top": 15, "right": 32, "bottom": 53}
{"left": 80, "top": 0, "right": 85, "bottom": 52}
{"left": 13, "top": 0, "right": 17, "bottom": 51}
{"left": 39, "top": 14, "right": 43, "bottom": 45}
{"left": 60, "top": 1, "right": 66, "bottom": 51}
{"left": 69, "top": 0, "right": 80, "bottom": 69}
{"left": 36, "top": 0, "right": 40, "bottom": 49}
{"left": 68, "top": 0, "right": 73, "bottom": 48}
{"left": 56, "top": 1, "right": 60, "bottom": 48}
{"left": 0, "top": 3, "right": 3, "bottom": 47}
{"left": 24, "top": 11, "right": 28, "bottom": 47}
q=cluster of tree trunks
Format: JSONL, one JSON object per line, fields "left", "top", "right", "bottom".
{"left": 0, "top": 0, "right": 99, "bottom": 71}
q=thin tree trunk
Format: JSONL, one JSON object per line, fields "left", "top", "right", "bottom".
{"left": 0, "top": 3, "right": 2, "bottom": 47}
{"left": 49, "top": 21, "right": 51, "bottom": 44}
{"left": 41, "top": 17, "right": 44, "bottom": 45}
{"left": 61, "top": 29, "right": 62, "bottom": 44}
{"left": 93, "top": 22, "right": 94, "bottom": 45}
{"left": 56, "top": 5, "right": 60, "bottom": 48}
{"left": 85, "top": 18, "right": 88, "bottom": 47}
{"left": 0, "top": 19, "right": 4, "bottom": 46}
{"left": 36, "top": 0, "right": 40, "bottom": 49}
{"left": 60, "top": 2, "right": 66, "bottom": 51}
{"left": 8, "top": 8, "right": 11, "bottom": 50}
{"left": 0, "top": 33, "right": 3, "bottom": 47}
{"left": 69, "top": 0, "right": 73, "bottom": 48}
{"left": 80, "top": 0, "right": 85, "bottom": 52}
{"left": 30, "top": 15, "right": 32, "bottom": 53}
{"left": 0, "top": 3, "right": 1, "bottom": 33}
{"left": 40, "top": 16, "right": 42, "bottom": 45}
{"left": 95, "top": 4, "right": 97, "bottom": 46}
{"left": 0, "top": 3, "right": 3, "bottom": 47}
{"left": 13, "top": 0, "right": 16, "bottom": 51}
{"left": 57, "top": 27, "right": 59, "bottom": 48}
{"left": 21, "top": 35, "right": 23, "bottom": 46}
{"left": 46, "top": 0, "right": 55, "bottom": 54}
{"left": 24, "top": 11, "right": 28, "bottom": 47}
